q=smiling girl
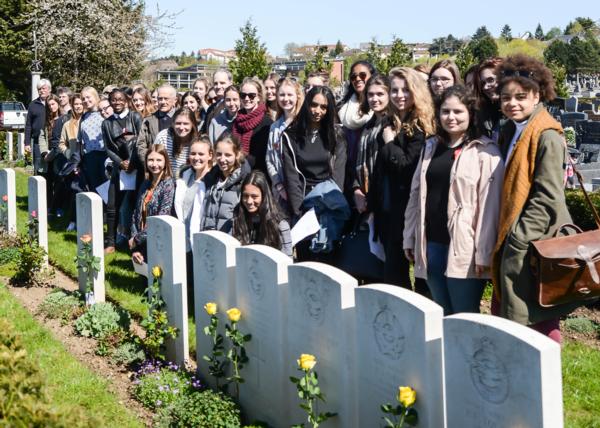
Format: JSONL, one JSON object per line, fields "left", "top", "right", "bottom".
{"left": 154, "top": 108, "right": 198, "bottom": 178}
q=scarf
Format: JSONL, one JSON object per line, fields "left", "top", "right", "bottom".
{"left": 233, "top": 104, "right": 267, "bottom": 154}
{"left": 338, "top": 94, "right": 373, "bottom": 130}
{"left": 355, "top": 115, "right": 385, "bottom": 193}
{"left": 491, "top": 106, "right": 563, "bottom": 297}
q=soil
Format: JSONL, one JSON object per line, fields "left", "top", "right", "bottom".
{"left": 5, "top": 268, "right": 155, "bottom": 427}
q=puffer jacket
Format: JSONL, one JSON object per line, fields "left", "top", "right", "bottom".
{"left": 201, "top": 161, "right": 251, "bottom": 233}
{"left": 403, "top": 135, "right": 504, "bottom": 279}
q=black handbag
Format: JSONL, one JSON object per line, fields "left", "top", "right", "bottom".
{"left": 334, "top": 213, "right": 384, "bottom": 281}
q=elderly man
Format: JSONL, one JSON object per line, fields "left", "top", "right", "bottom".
{"left": 136, "top": 84, "right": 177, "bottom": 169}
{"left": 24, "top": 78, "right": 51, "bottom": 173}
{"left": 201, "top": 69, "right": 233, "bottom": 133}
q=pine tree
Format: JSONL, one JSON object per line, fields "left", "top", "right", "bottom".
{"left": 386, "top": 36, "right": 411, "bottom": 71}
{"left": 500, "top": 25, "right": 513, "bottom": 41}
{"left": 228, "top": 19, "right": 270, "bottom": 84}
{"left": 535, "top": 24, "right": 544, "bottom": 40}
{"left": 472, "top": 26, "right": 492, "bottom": 41}
{"left": 469, "top": 36, "right": 498, "bottom": 63}
{"left": 304, "top": 44, "right": 332, "bottom": 77}
{"left": 334, "top": 40, "right": 344, "bottom": 56}
{"left": 366, "top": 37, "right": 385, "bottom": 73}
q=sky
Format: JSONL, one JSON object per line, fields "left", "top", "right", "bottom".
{"left": 147, "top": 0, "right": 599, "bottom": 57}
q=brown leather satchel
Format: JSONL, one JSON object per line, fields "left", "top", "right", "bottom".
{"left": 530, "top": 166, "right": 600, "bottom": 307}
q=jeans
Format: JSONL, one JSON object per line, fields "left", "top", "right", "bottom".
{"left": 426, "top": 241, "right": 486, "bottom": 315}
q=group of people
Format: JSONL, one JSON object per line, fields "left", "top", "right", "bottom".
{"left": 24, "top": 54, "right": 575, "bottom": 343}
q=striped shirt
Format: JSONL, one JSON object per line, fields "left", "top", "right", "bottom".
{"left": 154, "top": 128, "right": 190, "bottom": 178}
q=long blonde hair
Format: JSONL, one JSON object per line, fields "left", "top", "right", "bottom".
{"left": 388, "top": 67, "right": 436, "bottom": 136}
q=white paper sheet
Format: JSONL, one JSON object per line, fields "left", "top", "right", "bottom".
{"left": 119, "top": 170, "right": 137, "bottom": 190}
{"left": 368, "top": 213, "right": 386, "bottom": 262}
{"left": 291, "top": 208, "right": 320, "bottom": 247}
{"left": 95, "top": 180, "right": 110, "bottom": 204}
{"left": 132, "top": 260, "right": 148, "bottom": 277}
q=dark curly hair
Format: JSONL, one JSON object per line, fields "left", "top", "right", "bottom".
{"left": 436, "top": 85, "right": 481, "bottom": 143}
{"left": 497, "top": 54, "right": 556, "bottom": 102}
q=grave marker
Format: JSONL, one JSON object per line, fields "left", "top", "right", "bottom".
{"left": 6, "top": 132, "right": 13, "bottom": 161}
{"left": 0, "top": 168, "right": 16, "bottom": 233}
{"left": 76, "top": 192, "right": 105, "bottom": 303}
{"left": 147, "top": 215, "right": 189, "bottom": 365}
{"left": 17, "top": 133, "right": 25, "bottom": 159}
{"left": 444, "top": 313, "right": 563, "bottom": 428}
{"left": 565, "top": 96, "right": 578, "bottom": 112}
{"left": 28, "top": 175, "right": 48, "bottom": 265}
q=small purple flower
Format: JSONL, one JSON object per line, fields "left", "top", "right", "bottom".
{"left": 156, "top": 400, "right": 162, "bottom": 407}
{"left": 158, "top": 385, "right": 164, "bottom": 392}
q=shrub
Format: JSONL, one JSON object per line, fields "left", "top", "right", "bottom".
{"left": 0, "top": 246, "right": 19, "bottom": 266}
{"left": 133, "top": 360, "right": 202, "bottom": 410}
{"left": 162, "top": 390, "right": 241, "bottom": 428}
{"left": 74, "top": 302, "right": 130, "bottom": 339}
{"left": 110, "top": 341, "right": 146, "bottom": 367}
{"left": 11, "top": 234, "right": 47, "bottom": 286}
{"left": 38, "top": 290, "right": 83, "bottom": 324}
{"left": 565, "top": 189, "right": 600, "bottom": 231}
{"left": 564, "top": 317, "right": 600, "bottom": 335}
{"left": 96, "top": 328, "right": 128, "bottom": 356}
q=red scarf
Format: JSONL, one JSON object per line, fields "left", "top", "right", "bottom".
{"left": 232, "top": 104, "right": 266, "bottom": 154}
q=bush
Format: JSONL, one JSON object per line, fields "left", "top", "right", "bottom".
{"left": 38, "top": 289, "right": 83, "bottom": 324}
{"left": 564, "top": 317, "right": 600, "bottom": 335}
{"left": 133, "top": 360, "right": 202, "bottom": 410}
{"left": 110, "top": 341, "right": 146, "bottom": 367}
{"left": 565, "top": 189, "right": 600, "bottom": 231}
{"left": 74, "top": 302, "right": 130, "bottom": 339}
{"left": 156, "top": 390, "right": 241, "bottom": 428}
{"left": 11, "top": 234, "right": 47, "bottom": 286}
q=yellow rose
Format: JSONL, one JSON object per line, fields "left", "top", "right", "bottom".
{"left": 397, "top": 386, "right": 416, "bottom": 408}
{"left": 297, "top": 354, "right": 317, "bottom": 371}
{"left": 226, "top": 307, "right": 241, "bottom": 322}
{"left": 204, "top": 302, "right": 217, "bottom": 315}
{"left": 152, "top": 265, "right": 162, "bottom": 278}
{"left": 80, "top": 234, "right": 92, "bottom": 244}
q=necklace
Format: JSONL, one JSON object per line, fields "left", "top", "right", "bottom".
{"left": 308, "top": 129, "right": 319, "bottom": 144}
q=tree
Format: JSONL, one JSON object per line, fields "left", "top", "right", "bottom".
{"left": 472, "top": 26, "right": 492, "bottom": 41}
{"left": 546, "top": 61, "right": 569, "bottom": 98}
{"left": 545, "top": 27, "right": 562, "bottom": 40}
{"left": 284, "top": 42, "right": 300, "bottom": 58}
{"left": 500, "top": 24, "right": 513, "bottom": 41}
{"left": 565, "top": 17, "right": 598, "bottom": 35}
{"left": 469, "top": 36, "right": 498, "bottom": 62}
{"left": 385, "top": 36, "right": 411, "bottom": 71}
{"left": 543, "top": 40, "right": 570, "bottom": 69}
{"left": 535, "top": 24, "right": 544, "bottom": 40}
{"left": 228, "top": 19, "right": 270, "bottom": 84}
{"left": 333, "top": 40, "right": 344, "bottom": 56}
{"left": 366, "top": 37, "right": 385, "bottom": 72}
{"left": 304, "top": 43, "right": 332, "bottom": 77}
{"left": 0, "top": 0, "right": 32, "bottom": 101}
{"left": 567, "top": 36, "right": 600, "bottom": 73}
{"left": 455, "top": 44, "right": 476, "bottom": 75}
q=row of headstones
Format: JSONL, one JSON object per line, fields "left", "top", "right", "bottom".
{"left": 0, "top": 168, "right": 105, "bottom": 301}
{"left": 0, "top": 132, "right": 26, "bottom": 162}
{"left": 563, "top": 97, "right": 600, "bottom": 114}
{"left": 144, "top": 218, "right": 564, "bottom": 428}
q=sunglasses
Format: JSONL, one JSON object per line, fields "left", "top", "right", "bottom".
{"left": 350, "top": 71, "right": 368, "bottom": 81}
{"left": 240, "top": 92, "right": 258, "bottom": 100}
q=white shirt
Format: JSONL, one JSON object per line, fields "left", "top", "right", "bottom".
{"left": 189, "top": 180, "right": 206, "bottom": 251}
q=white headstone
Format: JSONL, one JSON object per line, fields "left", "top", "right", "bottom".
{"left": 147, "top": 215, "right": 189, "bottom": 365}
{"left": 27, "top": 175, "right": 48, "bottom": 265}
{"left": 76, "top": 192, "right": 105, "bottom": 303}
{"left": 287, "top": 262, "right": 358, "bottom": 428}
{"left": 444, "top": 313, "right": 563, "bottom": 428}
{"left": 193, "top": 231, "right": 240, "bottom": 389}
{"left": 6, "top": 132, "right": 13, "bottom": 161}
{"left": 235, "top": 245, "right": 292, "bottom": 427}
{"left": 17, "top": 133, "right": 25, "bottom": 160}
{"left": 355, "top": 284, "right": 445, "bottom": 428}
{"left": 0, "top": 168, "right": 17, "bottom": 234}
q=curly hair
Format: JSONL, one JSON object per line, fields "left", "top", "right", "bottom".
{"left": 388, "top": 67, "right": 436, "bottom": 137}
{"left": 497, "top": 54, "right": 556, "bottom": 102}
{"left": 436, "top": 85, "right": 481, "bottom": 143}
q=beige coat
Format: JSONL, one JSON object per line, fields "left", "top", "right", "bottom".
{"left": 403, "top": 136, "right": 504, "bottom": 279}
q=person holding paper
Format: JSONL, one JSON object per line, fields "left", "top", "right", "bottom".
{"left": 102, "top": 88, "right": 143, "bottom": 253}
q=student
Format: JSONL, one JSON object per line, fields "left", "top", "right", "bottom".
{"left": 428, "top": 59, "right": 462, "bottom": 101}
{"left": 181, "top": 91, "right": 204, "bottom": 129}
{"left": 474, "top": 57, "right": 504, "bottom": 141}
{"left": 404, "top": 85, "right": 504, "bottom": 315}
{"left": 154, "top": 108, "right": 198, "bottom": 178}
{"left": 131, "top": 87, "right": 156, "bottom": 119}
{"left": 201, "top": 133, "right": 250, "bottom": 233}
{"left": 233, "top": 170, "right": 293, "bottom": 257}
{"left": 208, "top": 85, "right": 240, "bottom": 144}
{"left": 263, "top": 75, "right": 279, "bottom": 121}
{"left": 79, "top": 86, "right": 107, "bottom": 192}
{"left": 130, "top": 144, "right": 175, "bottom": 265}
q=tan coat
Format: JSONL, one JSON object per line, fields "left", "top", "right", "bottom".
{"left": 403, "top": 135, "right": 504, "bottom": 279}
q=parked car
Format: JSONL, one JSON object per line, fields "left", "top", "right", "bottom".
{"left": 0, "top": 101, "right": 27, "bottom": 130}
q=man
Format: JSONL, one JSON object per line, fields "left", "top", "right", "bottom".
{"left": 56, "top": 87, "right": 73, "bottom": 115}
{"left": 24, "top": 78, "right": 51, "bottom": 173}
{"left": 201, "top": 69, "right": 233, "bottom": 133}
{"left": 304, "top": 73, "right": 325, "bottom": 94}
{"left": 136, "top": 84, "right": 177, "bottom": 169}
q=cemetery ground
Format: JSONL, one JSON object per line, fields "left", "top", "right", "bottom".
{"left": 2, "top": 166, "right": 600, "bottom": 427}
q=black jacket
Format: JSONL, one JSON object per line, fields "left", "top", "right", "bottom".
{"left": 245, "top": 114, "right": 273, "bottom": 177}
{"left": 102, "top": 111, "right": 143, "bottom": 171}
{"left": 24, "top": 97, "right": 46, "bottom": 145}
{"left": 369, "top": 127, "right": 425, "bottom": 242}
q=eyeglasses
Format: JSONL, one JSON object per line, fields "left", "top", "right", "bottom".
{"left": 100, "top": 105, "right": 111, "bottom": 112}
{"left": 350, "top": 72, "right": 368, "bottom": 81}
{"left": 240, "top": 92, "right": 258, "bottom": 100}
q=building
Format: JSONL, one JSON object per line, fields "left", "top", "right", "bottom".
{"left": 198, "top": 48, "right": 236, "bottom": 64}
{"left": 271, "top": 59, "right": 345, "bottom": 85}
{"left": 156, "top": 64, "right": 224, "bottom": 90}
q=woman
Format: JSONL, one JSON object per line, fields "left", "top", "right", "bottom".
{"left": 369, "top": 67, "right": 436, "bottom": 290}
{"left": 154, "top": 107, "right": 198, "bottom": 178}
{"left": 403, "top": 85, "right": 504, "bottom": 315}
{"left": 338, "top": 61, "right": 376, "bottom": 195}
{"left": 266, "top": 77, "right": 304, "bottom": 213}
{"left": 131, "top": 87, "right": 156, "bottom": 119}
{"left": 102, "top": 88, "right": 143, "bottom": 253}
{"left": 474, "top": 57, "right": 504, "bottom": 141}
{"left": 58, "top": 94, "right": 85, "bottom": 231}
{"left": 233, "top": 170, "right": 293, "bottom": 257}
{"left": 129, "top": 144, "right": 175, "bottom": 265}
{"left": 428, "top": 59, "right": 462, "bottom": 101}
{"left": 492, "top": 55, "right": 578, "bottom": 342}
{"left": 201, "top": 132, "right": 250, "bottom": 233}
{"left": 192, "top": 77, "right": 211, "bottom": 112}
{"left": 353, "top": 74, "right": 390, "bottom": 214}
{"left": 35, "top": 94, "right": 61, "bottom": 212}
{"left": 208, "top": 85, "right": 240, "bottom": 144}
{"left": 232, "top": 77, "right": 273, "bottom": 176}
{"left": 181, "top": 91, "right": 204, "bottom": 129}
{"left": 79, "top": 87, "right": 107, "bottom": 192}
{"left": 264, "top": 75, "right": 278, "bottom": 121}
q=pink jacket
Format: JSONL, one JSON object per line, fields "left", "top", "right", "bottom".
{"left": 403, "top": 136, "right": 504, "bottom": 279}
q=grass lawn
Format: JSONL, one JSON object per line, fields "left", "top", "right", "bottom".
{"left": 0, "top": 282, "right": 143, "bottom": 427}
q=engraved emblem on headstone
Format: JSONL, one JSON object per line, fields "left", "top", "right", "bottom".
{"left": 301, "top": 276, "right": 328, "bottom": 324}
{"left": 247, "top": 256, "right": 264, "bottom": 299}
{"left": 201, "top": 243, "right": 216, "bottom": 282}
{"left": 372, "top": 307, "right": 405, "bottom": 360}
{"left": 469, "top": 337, "right": 509, "bottom": 404}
